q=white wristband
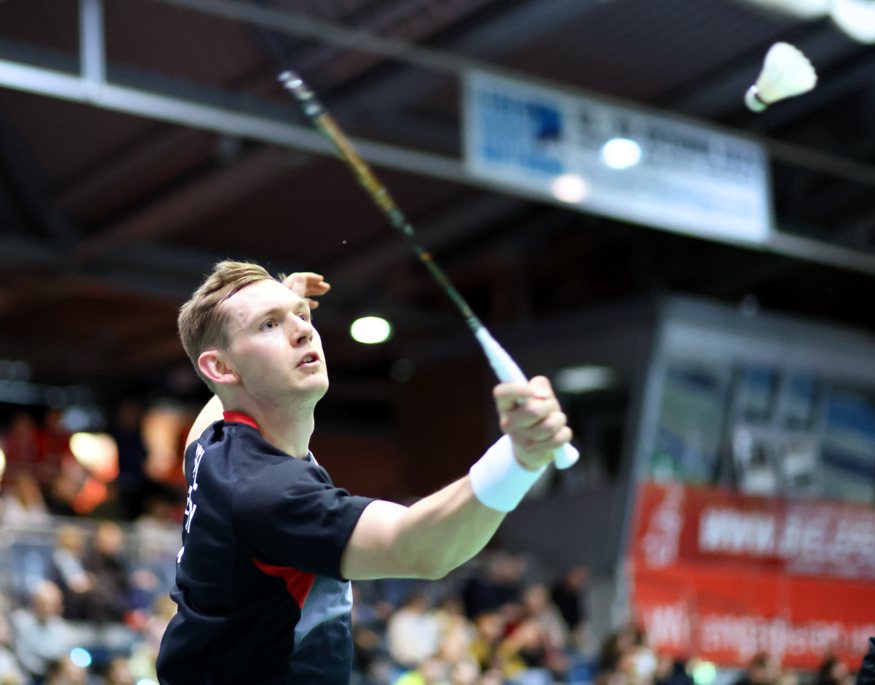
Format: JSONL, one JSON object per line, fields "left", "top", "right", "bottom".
{"left": 469, "top": 435, "right": 547, "bottom": 512}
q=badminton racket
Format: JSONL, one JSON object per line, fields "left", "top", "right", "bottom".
{"left": 279, "top": 70, "right": 578, "bottom": 470}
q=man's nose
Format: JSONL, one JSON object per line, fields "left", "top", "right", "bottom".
{"left": 291, "top": 319, "right": 314, "bottom": 344}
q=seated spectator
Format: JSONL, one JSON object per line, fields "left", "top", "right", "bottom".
{"left": 461, "top": 553, "right": 524, "bottom": 620}
{"left": 43, "top": 655, "right": 89, "bottom": 685}
{"left": 83, "top": 521, "right": 130, "bottom": 623}
{"left": 550, "top": 566, "right": 589, "bottom": 641}
{"left": 468, "top": 610, "right": 506, "bottom": 676}
{"left": 1, "top": 413, "right": 41, "bottom": 487}
{"left": 10, "top": 581, "right": 73, "bottom": 684}
{"left": 434, "top": 597, "right": 475, "bottom": 667}
{"left": 521, "top": 583, "right": 568, "bottom": 653}
{"left": 37, "top": 410, "right": 73, "bottom": 490}
{"left": 655, "top": 656, "right": 693, "bottom": 685}
{"left": 496, "top": 618, "right": 556, "bottom": 684}
{"left": 818, "top": 656, "right": 852, "bottom": 685}
{"left": 49, "top": 523, "right": 132, "bottom": 624}
{"left": 733, "top": 653, "right": 779, "bottom": 685}
{"left": 48, "top": 526, "right": 93, "bottom": 621}
{"left": 104, "top": 655, "right": 135, "bottom": 685}
{"left": 109, "top": 399, "right": 149, "bottom": 521}
{"left": 0, "top": 613, "right": 26, "bottom": 685}
{"left": 393, "top": 656, "right": 450, "bottom": 685}
{"left": 387, "top": 592, "right": 442, "bottom": 669}
{"left": 1, "top": 472, "right": 51, "bottom": 528}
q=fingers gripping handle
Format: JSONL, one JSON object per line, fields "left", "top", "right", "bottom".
{"left": 474, "top": 328, "right": 579, "bottom": 470}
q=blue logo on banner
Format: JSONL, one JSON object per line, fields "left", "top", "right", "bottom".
{"left": 476, "top": 90, "right": 564, "bottom": 176}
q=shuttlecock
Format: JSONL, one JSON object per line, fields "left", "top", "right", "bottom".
{"left": 745, "top": 42, "right": 817, "bottom": 112}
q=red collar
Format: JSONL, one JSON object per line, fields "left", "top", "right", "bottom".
{"left": 223, "top": 411, "right": 259, "bottom": 430}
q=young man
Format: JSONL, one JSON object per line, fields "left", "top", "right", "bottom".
{"left": 156, "top": 261, "right": 574, "bottom": 684}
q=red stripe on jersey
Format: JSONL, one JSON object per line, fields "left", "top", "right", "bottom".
{"left": 223, "top": 411, "right": 259, "bottom": 430}
{"left": 252, "top": 558, "right": 315, "bottom": 608}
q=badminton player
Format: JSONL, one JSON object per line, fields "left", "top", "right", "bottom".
{"left": 155, "top": 261, "right": 572, "bottom": 684}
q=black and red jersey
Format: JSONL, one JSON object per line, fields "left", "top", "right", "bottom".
{"left": 157, "top": 412, "right": 374, "bottom": 684}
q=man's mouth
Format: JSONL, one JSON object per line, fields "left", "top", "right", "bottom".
{"left": 298, "top": 352, "right": 320, "bottom": 367}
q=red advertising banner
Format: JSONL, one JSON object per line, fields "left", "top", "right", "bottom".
{"left": 630, "top": 482, "right": 875, "bottom": 669}
{"left": 632, "top": 482, "right": 875, "bottom": 579}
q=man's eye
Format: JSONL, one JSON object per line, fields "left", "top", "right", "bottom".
{"left": 298, "top": 313, "right": 311, "bottom": 322}
{"left": 260, "top": 319, "right": 278, "bottom": 331}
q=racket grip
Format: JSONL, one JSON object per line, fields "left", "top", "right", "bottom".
{"left": 474, "top": 328, "right": 579, "bottom": 470}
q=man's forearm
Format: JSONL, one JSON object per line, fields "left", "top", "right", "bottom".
{"left": 341, "top": 476, "right": 505, "bottom": 580}
{"left": 398, "top": 476, "right": 506, "bottom": 578}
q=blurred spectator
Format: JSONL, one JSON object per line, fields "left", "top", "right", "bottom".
{"left": 387, "top": 592, "right": 442, "bottom": 669}
{"left": 655, "top": 656, "right": 694, "bottom": 685}
{"left": 521, "top": 583, "right": 568, "bottom": 653}
{"left": 109, "top": 399, "right": 149, "bottom": 521}
{"left": 10, "top": 581, "right": 73, "bottom": 685}
{"left": 468, "top": 610, "right": 505, "bottom": 675}
{"left": 497, "top": 618, "right": 549, "bottom": 682}
{"left": 0, "top": 613, "right": 26, "bottom": 685}
{"left": 619, "top": 642, "right": 658, "bottom": 685}
{"left": 733, "top": 653, "right": 780, "bottom": 685}
{"left": 2, "top": 413, "right": 41, "bottom": 486}
{"left": 393, "top": 656, "right": 451, "bottom": 685}
{"left": 38, "top": 410, "right": 73, "bottom": 489}
{"left": 132, "top": 491, "right": 180, "bottom": 592}
{"left": 434, "top": 597, "right": 475, "bottom": 667}
{"left": 550, "top": 566, "right": 589, "bottom": 638}
{"left": 818, "top": 656, "right": 852, "bottom": 685}
{"left": 1, "top": 473, "right": 51, "bottom": 527}
{"left": 45, "top": 467, "right": 80, "bottom": 518}
{"left": 48, "top": 526, "right": 94, "bottom": 621}
{"left": 82, "top": 521, "right": 130, "bottom": 623}
{"left": 461, "top": 553, "right": 524, "bottom": 620}
{"left": 43, "top": 656, "right": 89, "bottom": 685}
{"left": 858, "top": 638, "right": 875, "bottom": 685}
{"left": 104, "top": 655, "right": 135, "bottom": 685}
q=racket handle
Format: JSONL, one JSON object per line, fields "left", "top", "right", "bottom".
{"left": 474, "top": 328, "right": 579, "bottom": 470}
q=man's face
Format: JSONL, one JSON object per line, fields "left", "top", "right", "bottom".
{"left": 219, "top": 279, "right": 329, "bottom": 404}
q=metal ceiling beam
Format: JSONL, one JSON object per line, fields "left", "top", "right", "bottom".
{"left": 70, "top": 146, "right": 292, "bottom": 262}
{"left": 0, "top": 102, "right": 79, "bottom": 250}
{"left": 148, "top": 0, "right": 875, "bottom": 189}
{"left": 0, "top": 58, "right": 465, "bottom": 182}
{"left": 4, "top": 53, "right": 875, "bottom": 277}
{"left": 3, "top": 1, "right": 875, "bottom": 275}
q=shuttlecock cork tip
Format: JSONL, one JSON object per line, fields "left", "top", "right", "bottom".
{"left": 745, "top": 42, "right": 817, "bottom": 112}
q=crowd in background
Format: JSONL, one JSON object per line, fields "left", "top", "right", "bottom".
{"left": 0, "top": 406, "right": 865, "bottom": 685}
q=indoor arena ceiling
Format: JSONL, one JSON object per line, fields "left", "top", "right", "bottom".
{"left": 1, "top": 0, "right": 875, "bottom": 409}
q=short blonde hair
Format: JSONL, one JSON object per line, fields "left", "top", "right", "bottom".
{"left": 178, "top": 261, "right": 278, "bottom": 387}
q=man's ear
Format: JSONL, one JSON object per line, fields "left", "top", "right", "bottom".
{"left": 197, "top": 349, "right": 238, "bottom": 387}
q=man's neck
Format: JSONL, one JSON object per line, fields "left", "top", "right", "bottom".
{"left": 227, "top": 396, "right": 315, "bottom": 458}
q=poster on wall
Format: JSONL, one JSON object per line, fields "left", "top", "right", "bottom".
{"left": 464, "top": 70, "right": 772, "bottom": 246}
{"left": 630, "top": 482, "right": 875, "bottom": 668}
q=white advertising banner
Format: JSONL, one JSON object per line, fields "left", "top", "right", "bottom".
{"left": 464, "top": 70, "right": 772, "bottom": 245}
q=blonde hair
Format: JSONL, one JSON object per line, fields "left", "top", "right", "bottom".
{"left": 178, "top": 261, "right": 278, "bottom": 387}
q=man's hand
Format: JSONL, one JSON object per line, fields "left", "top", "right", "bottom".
{"left": 493, "top": 376, "right": 572, "bottom": 470}
{"left": 282, "top": 272, "right": 331, "bottom": 309}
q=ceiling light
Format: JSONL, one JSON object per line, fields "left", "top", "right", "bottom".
{"left": 350, "top": 316, "right": 392, "bottom": 344}
{"left": 600, "top": 137, "right": 643, "bottom": 170}
{"left": 831, "top": 0, "right": 875, "bottom": 42}
{"left": 554, "top": 365, "right": 616, "bottom": 394}
{"left": 550, "top": 173, "right": 589, "bottom": 203}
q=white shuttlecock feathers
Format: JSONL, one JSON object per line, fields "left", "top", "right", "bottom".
{"left": 745, "top": 42, "right": 818, "bottom": 112}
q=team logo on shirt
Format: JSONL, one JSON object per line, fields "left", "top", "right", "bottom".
{"left": 179, "top": 443, "right": 206, "bottom": 563}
